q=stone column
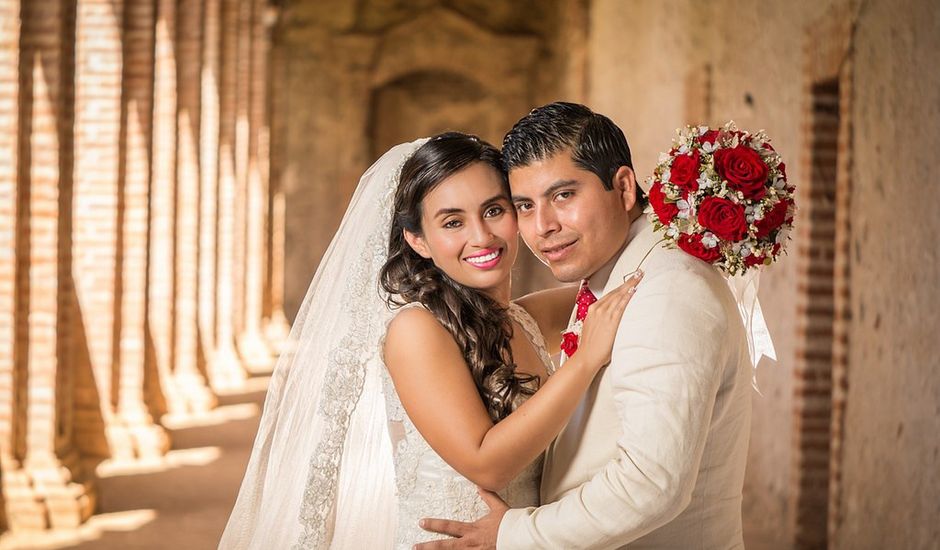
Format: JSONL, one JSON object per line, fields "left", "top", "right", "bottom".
{"left": 231, "top": 0, "right": 251, "bottom": 370}
{"left": 198, "top": 0, "right": 221, "bottom": 381}
{"left": 173, "top": 0, "right": 216, "bottom": 413}
{"left": 263, "top": 28, "right": 290, "bottom": 352}
{"left": 148, "top": 0, "right": 181, "bottom": 415}
{"left": 71, "top": 0, "right": 124, "bottom": 459}
{"left": 0, "top": 0, "right": 21, "bottom": 520}
{"left": 237, "top": 0, "right": 273, "bottom": 372}
{"left": 5, "top": 0, "right": 95, "bottom": 529}
{"left": 117, "top": 0, "right": 170, "bottom": 459}
{"left": 209, "top": 0, "right": 248, "bottom": 390}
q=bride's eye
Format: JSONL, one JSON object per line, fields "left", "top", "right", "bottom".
{"left": 484, "top": 205, "right": 505, "bottom": 218}
{"left": 443, "top": 218, "right": 463, "bottom": 229}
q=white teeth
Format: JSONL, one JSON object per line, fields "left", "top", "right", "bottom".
{"left": 466, "top": 250, "right": 500, "bottom": 264}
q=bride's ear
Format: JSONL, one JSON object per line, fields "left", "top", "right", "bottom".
{"left": 403, "top": 229, "right": 432, "bottom": 259}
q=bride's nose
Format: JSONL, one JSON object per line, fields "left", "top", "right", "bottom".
{"left": 467, "top": 218, "right": 496, "bottom": 246}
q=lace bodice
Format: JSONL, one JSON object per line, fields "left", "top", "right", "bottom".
{"left": 380, "top": 302, "right": 555, "bottom": 549}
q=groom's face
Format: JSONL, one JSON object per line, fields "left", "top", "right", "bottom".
{"left": 510, "top": 151, "right": 634, "bottom": 283}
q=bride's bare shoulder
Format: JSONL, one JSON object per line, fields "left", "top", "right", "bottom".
{"left": 387, "top": 303, "right": 439, "bottom": 334}
{"left": 384, "top": 305, "right": 461, "bottom": 370}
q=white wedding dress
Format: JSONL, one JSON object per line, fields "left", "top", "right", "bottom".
{"left": 381, "top": 302, "right": 555, "bottom": 548}
{"left": 219, "top": 138, "right": 559, "bottom": 549}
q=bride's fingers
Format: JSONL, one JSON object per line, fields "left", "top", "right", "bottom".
{"left": 587, "top": 269, "right": 643, "bottom": 316}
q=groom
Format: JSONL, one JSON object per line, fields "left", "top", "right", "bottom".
{"left": 418, "top": 102, "right": 753, "bottom": 549}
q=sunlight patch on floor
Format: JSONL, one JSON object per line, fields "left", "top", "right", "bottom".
{"left": 0, "top": 509, "right": 157, "bottom": 550}
{"left": 96, "top": 446, "right": 222, "bottom": 477}
{"left": 161, "top": 401, "right": 261, "bottom": 430}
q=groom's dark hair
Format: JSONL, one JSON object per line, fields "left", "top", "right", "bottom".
{"left": 502, "top": 101, "right": 647, "bottom": 207}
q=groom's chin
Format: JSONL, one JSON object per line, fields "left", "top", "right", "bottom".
{"left": 547, "top": 263, "right": 584, "bottom": 284}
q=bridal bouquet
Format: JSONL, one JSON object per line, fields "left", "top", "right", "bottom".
{"left": 646, "top": 122, "right": 794, "bottom": 275}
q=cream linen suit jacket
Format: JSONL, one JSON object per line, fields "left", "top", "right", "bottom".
{"left": 498, "top": 217, "right": 752, "bottom": 549}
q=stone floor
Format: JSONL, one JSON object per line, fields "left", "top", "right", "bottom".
{"left": 0, "top": 377, "right": 268, "bottom": 550}
{"left": 0, "top": 375, "right": 789, "bottom": 550}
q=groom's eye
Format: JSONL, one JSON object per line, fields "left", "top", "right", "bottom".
{"left": 513, "top": 202, "right": 533, "bottom": 213}
{"left": 554, "top": 191, "right": 574, "bottom": 202}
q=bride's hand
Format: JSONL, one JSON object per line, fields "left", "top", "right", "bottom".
{"left": 576, "top": 270, "right": 643, "bottom": 371}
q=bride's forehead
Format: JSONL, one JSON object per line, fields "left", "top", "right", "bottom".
{"left": 421, "top": 165, "right": 507, "bottom": 207}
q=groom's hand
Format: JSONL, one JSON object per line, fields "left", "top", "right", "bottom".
{"left": 415, "top": 488, "right": 508, "bottom": 549}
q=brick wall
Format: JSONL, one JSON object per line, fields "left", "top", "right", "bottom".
{"left": 790, "top": 7, "right": 856, "bottom": 548}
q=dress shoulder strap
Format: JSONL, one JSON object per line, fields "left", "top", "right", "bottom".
{"left": 507, "top": 302, "right": 556, "bottom": 376}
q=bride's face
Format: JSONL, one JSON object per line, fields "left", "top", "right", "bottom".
{"left": 404, "top": 162, "right": 518, "bottom": 301}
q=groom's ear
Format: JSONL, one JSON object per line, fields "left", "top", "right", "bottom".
{"left": 403, "top": 229, "right": 433, "bottom": 259}
{"left": 612, "top": 165, "right": 638, "bottom": 213}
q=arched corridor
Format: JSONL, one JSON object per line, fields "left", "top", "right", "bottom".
{"left": 1, "top": 0, "right": 938, "bottom": 548}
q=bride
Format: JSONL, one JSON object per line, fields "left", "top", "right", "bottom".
{"left": 219, "top": 133, "right": 641, "bottom": 549}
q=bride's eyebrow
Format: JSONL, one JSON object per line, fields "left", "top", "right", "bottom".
{"left": 433, "top": 207, "right": 464, "bottom": 219}
{"left": 481, "top": 194, "right": 510, "bottom": 207}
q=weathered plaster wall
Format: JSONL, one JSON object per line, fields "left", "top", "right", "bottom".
{"left": 277, "top": 0, "right": 582, "bottom": 317}
{"left": 586, "top": 1, "right": 868, "bottom": 547}
{"left": 701, "top": 2, "right": 848, "bottom": 546}
{"left": 835, "top": 0, "right": 940, "bottom": 547}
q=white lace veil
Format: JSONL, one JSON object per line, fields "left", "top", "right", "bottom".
{"left": 219, "top": 138, "right": 430, "bottom": 549}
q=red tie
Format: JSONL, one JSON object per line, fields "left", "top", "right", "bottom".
{"left": 560, "top": 280, "right": 597, "bottom": 358}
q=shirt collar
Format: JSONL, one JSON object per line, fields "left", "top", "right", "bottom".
{"left": 585, "top": 215, "right": 649, "bottom": 298}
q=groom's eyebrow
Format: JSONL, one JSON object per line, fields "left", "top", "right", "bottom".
{"left": 481, "top": 193, "right": 509, "bottom": 206}
{"left": 512, "top": 179, "right": 580, "bottom": 203}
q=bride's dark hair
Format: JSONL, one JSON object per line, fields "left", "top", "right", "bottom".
{"left": 380, "top": 132, "right": 537, "bottom": 422}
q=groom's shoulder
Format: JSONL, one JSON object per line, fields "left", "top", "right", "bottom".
{"left": 635, "top": 247, "right": 735, "bottom": 320}
{"left": 646, "top": 245, "right": 727, "bottom": 289}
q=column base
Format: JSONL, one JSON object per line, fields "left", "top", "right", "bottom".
{"left": 207, "top": 343, "right": 247, "bottom": 392}
{"left": 263, "top": 310, "right": 291, "bottom": 356}
{"left": 2, "top": 451, "right": 96, "bottom": 531}
{"left": 107, "top": 410, "right": 172, "bottom": 461}
{"left": 237, "top": 330, "right": 274, "bottom": 374}
{"left": 166, "top": 369, "right": 217, "bottom": 417}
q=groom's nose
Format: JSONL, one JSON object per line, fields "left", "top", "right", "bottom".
{"left": 534, "top": 205, "right": 561, "bottom": 237}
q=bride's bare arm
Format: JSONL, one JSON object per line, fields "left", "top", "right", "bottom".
{"left": 383, "top": 274, "right": 641, "bottom": 492}
{"left": 515, "top": 284, "right": 580, "bottom": 353}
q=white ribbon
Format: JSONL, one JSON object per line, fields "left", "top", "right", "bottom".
{"left": 726, "top": 270, "right": 776, "bottom": 389}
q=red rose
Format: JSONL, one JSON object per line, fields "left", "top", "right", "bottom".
{"left": 744, "top": 253, "right": 766, "bottom": 267}
{"left": 754, "top": 199, "right": 791, "bottom": 238}
{"left": 697, "top": 196, "right": 748, "bottom": 242}
{"left": 669, "top": 149, "right": 700, "bottom": 194}
{"left": 699, "top": 129, "right": 720, "bottom": 145}
{"left": 714, "top": 145, "right": 769, "bottom": 200}
{"left": 778, "top": 161, "right": 788, "bottom": 180}
{"left": 648, "top": 182, "right": 679, "bottom": 224}
{"left": 677, "top": 233, "right": 721, "bottom": 263}
{"left": 560, "top": 331, "right": 579, "bottom": 357}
